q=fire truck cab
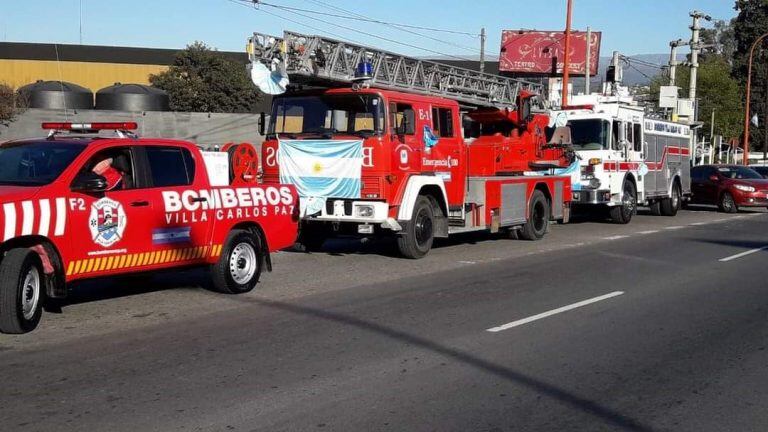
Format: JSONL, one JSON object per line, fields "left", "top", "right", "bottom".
{"left": 551, "top": 94, "right": 692, "bottom": 223}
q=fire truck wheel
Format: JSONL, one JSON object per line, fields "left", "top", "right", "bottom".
{"left": 211, "top": 230, "right": 264, "bottom": 294}
{"left": 718, "top": 192, "right": 738, "bottom": 214}
{"left": 397, "top": 196, "right": 434, "bottom": 259}
{"left": 660, "top": 183, "right": 681, "bottom": 216}
{"left": 0, "top": 249, "right": 45, "bottom": 334}
{"left": 649, "top": 200, "right": 662, "bottom": 216}
{"left": 610, "top": 180, "right": 636, "bottom": 224}
{"left": 519, "top": 190, "right": 550, "bottom": 241}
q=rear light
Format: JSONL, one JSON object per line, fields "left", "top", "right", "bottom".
{"left": 42, "top": 122, "right": 138, "bottom": 131}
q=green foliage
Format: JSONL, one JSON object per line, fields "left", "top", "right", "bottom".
{"left": 150, "top": 42, "right": 261, "bottom": 113}
{"left": 0, "top": 83, "right": 27, "bottom": 126}
{"left": 733, "top": 0, "right": 768, "bottom": 148}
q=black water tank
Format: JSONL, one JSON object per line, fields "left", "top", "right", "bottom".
{"left": 18, "top": 80, "right": 93, "bottom": 109}
{"left": 95, "top": 83, "right": 170, "bottom": 111}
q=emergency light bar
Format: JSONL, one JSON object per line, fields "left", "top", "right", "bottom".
{"left": 41, "top": 122, "right": 138, "bottom": 131}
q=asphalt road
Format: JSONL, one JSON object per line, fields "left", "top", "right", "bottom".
{"left": 1, "top": 206, "right": 768, "bottom": 431}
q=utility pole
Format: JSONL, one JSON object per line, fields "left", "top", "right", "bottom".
{"left": 561, "top": 0, "right": 574, "bottom": 107}
{"left": 479, "top": 27, "right": 486, "bottom": 73}
{"left": 688, "top": 11, "right": 711, "bottom": 108}
{"left": 668, "top": 39, "right": 687, "bottom": 87}
{"left": 585, "top": 26, "right": 591, "bottom": 95}
{"left": 609, "top": 50, "right": 621, "bottom": 95}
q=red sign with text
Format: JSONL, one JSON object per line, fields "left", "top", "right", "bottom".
{"left": 499, "top": 30, "right": 602, "bottom": 76}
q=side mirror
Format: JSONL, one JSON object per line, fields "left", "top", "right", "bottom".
{"left": 257, "top": 112, "right": 266, "bottom": 136}
{"left": 517, "top": 96, "right": 532, "bottom": 128}
{"left": 708, "top": 174, "right": 719, "bottom": 182}
{"left": 72, "top": 172, "right": 108, "bottom": 193}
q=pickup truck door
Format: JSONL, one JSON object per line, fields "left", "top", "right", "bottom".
{"left": 138, "top": 144, "right": 214, "bottom": 266}
{"left": 65, "top": 145, "right": 161, "bottom": 278}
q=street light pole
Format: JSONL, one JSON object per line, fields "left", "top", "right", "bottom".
{"left": 743, "top": 32, "right": 768, "bottom": 166}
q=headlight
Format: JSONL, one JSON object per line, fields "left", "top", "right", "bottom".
{"left": 734, "top": 184, "right": 755, "bottom": 192}
{"left": 355, "top": 205, "right": 374, "bottom": 217}
{"left": 589, "top": 178, "right": 601, "bottom": 189}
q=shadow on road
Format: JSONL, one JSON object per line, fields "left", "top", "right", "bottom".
{"left": 695, "top": 238, "right": 768, "bottom": 251}
{"left": 234, "top": 295, "right": 658, "bottom": 432}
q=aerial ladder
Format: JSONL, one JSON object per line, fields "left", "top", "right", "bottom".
{"left": 247, "top": 31, "right": 546, "bottom": 110}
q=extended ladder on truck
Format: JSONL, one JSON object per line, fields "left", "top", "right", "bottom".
{"left": 247, "top": 31, "right": 545, "bottom": 109}
{"left": 251, "top": 30, "right": 575, "bottom": 259}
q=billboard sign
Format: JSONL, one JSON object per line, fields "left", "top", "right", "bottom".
{"left": 500, "top": 30, "right": 602, "bottom": 76}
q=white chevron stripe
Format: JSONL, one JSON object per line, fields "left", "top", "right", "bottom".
{"left": 38, "top": 199, "right": 51, "bottom": 236}
{"left": 3, "top": 203, "right": 16, "bottom": 241}
{"left": 21, "top": 201, "right": 34, "bottom": 235}
{"left": 54, "top": 198, "right": 66, "bottom": 236}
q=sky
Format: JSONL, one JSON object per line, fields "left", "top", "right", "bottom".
{"left": 1, "top": 0, "right": 738, "bottom": 59}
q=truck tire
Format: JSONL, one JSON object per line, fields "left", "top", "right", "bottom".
{"left": 718, "top": 191, "right": 738, "bottom": 213}
{"left": 397, "top": 195, "right": 434, "bottom": 259}
{"left": 649, "top": 200, "right": 662, "bottom": 216}
{"left": 211, "top": 229, "right": 264, "bottom": 294}
{"left": 519, "top": 189, "right": 550, "bottom": 241}
{"left": 0, "top": 249, "right": 44, "bottom": 334}
{"left": 297, "top": 227, "right": 327, "bottom": 252}
{"left": 609, "top": 180, "right": 636, "bottom": 224}
{"left": 660, "top": 182, "right": 681, "bottom": 216}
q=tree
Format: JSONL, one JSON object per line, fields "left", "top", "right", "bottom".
{"left": 733, "top": 0, "right": 768, "bottom": 150}
{"left": 150, "top": 42, "right": 261, "bottom": 113}
{"left": 0, "top": 83, "right": 27, "bottom": 127}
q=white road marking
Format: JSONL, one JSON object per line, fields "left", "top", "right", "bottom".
{"left": 3, "top": 203, "right": 16, "bottom": 241}
{"left": 689, "top": 222, "right": 707, "bottom": 226}
{"left": 664, "top": 226, "right": 685, "bottom": 230}
{"left": 38, "top": 199, "right": 51, "bottom": 236}
{"left": 603, "top": 235, "right": 629, "bottom": 240}
{"left": 54, "top": 198, "right": 66, "bottom": 236}
{"left": 637, "top": 230, "right": 659, "bottom": 234}
{"left": 486, "top": 291, "right": 625, "bottom": 333}
{"left": 719, "top": 246, "right": 768, "bottom": 262}
{"left": 458, "top": 260, "right": 476, "bottom": 265}
{"left": 21, "top": 201, "right": 34, "bottom": 235}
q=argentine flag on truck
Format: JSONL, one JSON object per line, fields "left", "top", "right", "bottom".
{"left": 278, "top": 139, "right": 363, "bottom": 216}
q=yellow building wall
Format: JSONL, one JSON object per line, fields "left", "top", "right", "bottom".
{"left": 0, "top": 59, "right": 169, "bottom": 92}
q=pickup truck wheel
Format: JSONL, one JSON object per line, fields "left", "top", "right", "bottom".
{"left": 609, "top": 180, "right": 636, "bottom": 224}
{"left": 211, "top": 230, "right": 264, "bottom": 294}
{"left": 660, "top": 183, "right": 681, "bottom": 216}
{"left": 0, "top": 249, "right": 44, "bottom": 334}
{"left": 397, "top": 195, "right": 434, "bottom": 259}
{"left": 519, "top": 189, "right": 549, "bottom": 241}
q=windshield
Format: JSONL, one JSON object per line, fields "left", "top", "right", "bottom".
{"left": 0, "top": 141, "right": 86, "bottom": 186}
{"left": 717, "top": 166, "right": 763, "bottom": 180}
{"left": 567, "top": 119, "right": 611, "bottom": 150}
{"left": 269, "top": 94, "right": 385, "bottom": 137}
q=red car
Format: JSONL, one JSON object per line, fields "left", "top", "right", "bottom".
{"left": 690, "top": 164, "right": 768, "bottom": 212}
{"left": 0, "top": 122, "right": 298, "bottom": 334}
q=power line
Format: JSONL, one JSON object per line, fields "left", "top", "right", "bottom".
{"left": 255, "top": 0, "right": 478, "bottom": 37}
{"left": 225, "top": 0, "right": 352, "bottom": 41}
{"left": 267, "top": 0, "right": 481, "bottom": 56}
{"left": 229, "top": 0, "right": 476, "bottom": 62}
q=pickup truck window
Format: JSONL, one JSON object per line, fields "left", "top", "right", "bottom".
{"left": 78, "top": 147, "right": 137, "bottom": 190}
{"left": 146, "top": 146, "right": 195, "bottom": 187}
{"left": 0, "top": 141, "right": 85, "bottom": 186}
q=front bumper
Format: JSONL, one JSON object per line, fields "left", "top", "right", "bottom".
{"left": 302, "top": 199, "right": 403, "bottom": 231}
{"left": 734, "top": 190, "right": 768, "bottom": 207}
{"left": 571, "top": 189, "right": 612, "bottom": 205}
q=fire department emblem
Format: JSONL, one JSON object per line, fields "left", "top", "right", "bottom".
{"left": 89, "top": 197, "right": 127, "bottom": 247}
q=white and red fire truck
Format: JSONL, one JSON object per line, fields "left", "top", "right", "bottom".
{"left": 0, "top": 122, "right": 298, "bottom": 334}
{"left": 550, "top": 93, "right": 692, "bottom": 223}
{"left": 248, "top": 31, "right": 577, "bottom": 258}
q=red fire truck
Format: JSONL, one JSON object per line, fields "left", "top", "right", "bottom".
{"left": 0, "top": 122, "right": 298, "bottom": 334}
{"left": 248, "top": 31, "right": 576, "bottom": 258}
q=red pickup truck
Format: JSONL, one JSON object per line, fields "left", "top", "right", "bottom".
{"left": 0, "top": 122, "right": 298, "bottom": 334}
